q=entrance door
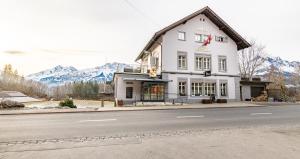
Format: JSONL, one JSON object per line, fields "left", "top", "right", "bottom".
{"left": 142, "top": 82, "right": 165, "bottom": 102}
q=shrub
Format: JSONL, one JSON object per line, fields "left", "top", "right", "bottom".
{"left": 202, "top": 99, "right": 212, "bottom": 104}
{"left": 59, "top": 98, "right": 77, "bottom": 108}
{"left": 216, "top": 99, "right": 227, "bottom": 103}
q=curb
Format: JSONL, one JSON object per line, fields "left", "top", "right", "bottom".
{"left": 0, "top": 104, "right": 272, "bottom": 116}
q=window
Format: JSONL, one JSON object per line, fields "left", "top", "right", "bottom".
{"left": 126, "top": 87, "right": 133, "bottom": 99}
{"left": 195, "top": 55, "right": 211, "bottom": 71}
{"left": 218, "top": 57, "right": 227, "bottom": 72}
{"left": 195, "top": 34, "right": 209, "bottom": 43}
{"left": 215, "top": 36, "right": 228, "bottom": 42}
{"left": 178, "top": 81, "right": 186, "bottom": 96}
{"left": 220, "top": 83, "right": 227, "bottom": 96}
{"left": 150, "top": 56, "right": 159, "bottom": 68}
{"left": 195, "top": 56, "right": 203, "bottom": 70}
{"left": 178, "top": 52, "right": 187, "bottom": 70}
{"left": 195, "top": 34, "right": 201, "bottom": 42}
{"left": 191, "top": 82, "right": 203, "bottom": 96}
{"left": 203, "top": 57, "right": 211, "bottom": 70}
{"left": 204, "top": 83, "right": 216, "bottom": 96}
{"left": 178, "top": 31, "right": 186, "bottom": 41}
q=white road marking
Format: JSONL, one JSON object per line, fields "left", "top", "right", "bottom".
{"left": 176, "top": 115, "right": 205, "bottom": 119}
{"left": 78, "top": 119, "right": 117, "bottom": 123}
{"left": 250, "top": 113, "right": 273, "bottom": 116}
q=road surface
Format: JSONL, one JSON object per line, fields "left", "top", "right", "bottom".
{"left": 1, "top": 105, "right": 300, "bottom": 159}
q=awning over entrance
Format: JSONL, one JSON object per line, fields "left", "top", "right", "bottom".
{"left": 123, "top": 78, "right": 171, "bottom": 83}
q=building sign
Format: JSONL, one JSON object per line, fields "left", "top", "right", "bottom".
{"left": 196, "top": 46, "right": 209, "bottom": 52}
{"left": 204, "top": 70, "right": 211, "bottom": 77}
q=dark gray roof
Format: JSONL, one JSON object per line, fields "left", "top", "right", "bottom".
{"left": 113, "top": 72, "right": 170, "bottom": 82}
{"left": 135, "top": 6, "right": 251, "bottom": 61}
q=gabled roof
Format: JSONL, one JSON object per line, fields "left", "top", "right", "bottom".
{"left": 135, "top": 6, "right": 251, "bottom": 61}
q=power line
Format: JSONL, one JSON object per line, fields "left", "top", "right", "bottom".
{"left": 122, "top": 0, "right": 159, "bottom": 27}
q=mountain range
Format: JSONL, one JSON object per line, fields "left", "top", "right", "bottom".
{"left": 26, "top": 63, "right": 132, "bottom": 86}
{"left": 258, "top": 56, "right": 300, "bottom": 77}
{"left": 26, "top": 57, "right": 300, "bottom": 86}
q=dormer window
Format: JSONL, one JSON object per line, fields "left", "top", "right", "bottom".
{"left": 178, "top": 31, "right": 186, "bottom": 41}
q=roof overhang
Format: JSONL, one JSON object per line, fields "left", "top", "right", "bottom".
{"left": 135, "top": 6, "right": 251, "bottom": 61}
{"left": 123, "top": 77, "right": 171, "bottom": 83}
{"left": 240, "top": 80, "right": 272, "bottom": 86}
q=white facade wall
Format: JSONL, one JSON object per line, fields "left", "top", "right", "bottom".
{"left": 166, "top": 74, "right": 237, "bottom": 100}
{"left": 161, "top": 14, "right": 240, "bottom": 101}
{"left": 141, "top": 44, "right": 162, "bottom": 74}
{"left": 114, "top": 14, "right": 243, "bottom": 102}
{"left": 162, "top": 14, "right": 239, "bottom": 75}
{"left": 241, "top": 85, "right": 251, "bottom": 101}
{"left": 114, "top": 76, "right": 141, "bottom": 102}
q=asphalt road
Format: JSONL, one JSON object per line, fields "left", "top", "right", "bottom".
{"left": 1, "top": 105, "right": 300, "bottom": 143}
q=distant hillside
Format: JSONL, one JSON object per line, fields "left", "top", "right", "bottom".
{"left": 26, "top": 63, "right": 133, "bottom": 86}
{"left": 257, "top": 56, "right": 300, "bottom": 78}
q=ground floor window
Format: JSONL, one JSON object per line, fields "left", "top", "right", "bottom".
{"left": 204, "top": 83, "right": 216, "bottom": 96}
{"left": 178, "top": 81, "right": 187, "bottom": 96}
{"left": 126, "top": 87, "right": 133, "bottom": 99}
{"left": 142, "top": 83, "right": 165, "bottom": 101}
{"left": 220, "top": 83, "right": 227, "bottom": 96}
{"left": 191, "top": 82, "right": 203, "bottom": 96}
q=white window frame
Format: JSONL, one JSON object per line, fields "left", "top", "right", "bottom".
{"left": 195, "top": 56, "right": 203, "bottom": 70}
{"left": 178, "top": 52, "right": 187, "bottom": 70}
{"left": 195, "top": 54, "right": 211, "bottom": 71}
{"left": 220, "top": 83, "right": 228, "bottom": 97}
{"left": 195, "top": 34, "right": 209, "bottom": 43}
{"left": 204, "top": 83, "right": 216, "bottom": 96}
{"left": 218, "top": 56, "right": 227, "bottom": 72}
{"left": 203, "top": 57, "right": 211, "bottom": 70}
{"left": 178, "top": 81, "right": 187, "bottom": 96}
{"left": 215, "top": 36, "right": 228, "bottom": 43}
{"left": 178, "top": 31, "right": 186, "bottom": 41}
{"left": 191, "top": 82, "right": 203, "bottom": 96}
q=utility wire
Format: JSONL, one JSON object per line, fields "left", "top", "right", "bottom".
{"left": 122, "top": 0, "right": 159, "bottom": 27}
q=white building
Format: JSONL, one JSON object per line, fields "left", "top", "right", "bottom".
{"left": 113, "top": 6, "right": 250, "bottom": 104}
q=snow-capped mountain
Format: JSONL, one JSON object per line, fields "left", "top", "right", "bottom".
{"left": 257, "top": 56, "right": 300, "bottom": 77}
{"left": 26, "top": 63, "right": 132, "bottom": 86}
{"left": 26, "top": 57, "right": 300, "bottom": 86}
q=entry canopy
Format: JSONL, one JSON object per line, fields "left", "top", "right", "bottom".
{"left": 123, "top": 77, "right": 171, "bottom": 83}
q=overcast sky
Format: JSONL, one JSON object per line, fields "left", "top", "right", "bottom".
{"left": 0, "top": 0, "right": 299, "bottom": 75}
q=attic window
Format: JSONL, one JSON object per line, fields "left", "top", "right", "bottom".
{"left": 178, "top": 31, "right": 186, "bottom": 41}
{"left": 215, "top": 36, "right": 228, "bottom": 43}
{"left": 200, "top": 18, "right": 205, "bottom": 22}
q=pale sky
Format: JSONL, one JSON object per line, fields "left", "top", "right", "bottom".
{"left": 0, "top": 0, "right": 299, "bottom": 75}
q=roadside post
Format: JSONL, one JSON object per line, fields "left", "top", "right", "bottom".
{"left": 101, "top": 99, "right": 104, "bottom": 107}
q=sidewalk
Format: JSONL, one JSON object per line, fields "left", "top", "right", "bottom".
{"left": 0, "top": 102, "right": 267, "bottom": 115}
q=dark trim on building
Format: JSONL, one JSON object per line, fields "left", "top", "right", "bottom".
{"left": 161, "top": 71, "right": 240, "bottom": 77}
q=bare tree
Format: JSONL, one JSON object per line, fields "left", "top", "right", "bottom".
{"left": 266, "top": 65, "right": 289, "bottom": 101}
{"left": 239, "top": 40, "right": 266, "bottom": 79}
{"left": 291, "top": 65, "right": 300, "bottom": 86}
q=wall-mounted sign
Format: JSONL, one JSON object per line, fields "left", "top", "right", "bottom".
{"left": 196, "top": 46, "right": 209, "bottom": 52}
{"left": 204, "top": 70, "right": 211, "bottom": 77}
